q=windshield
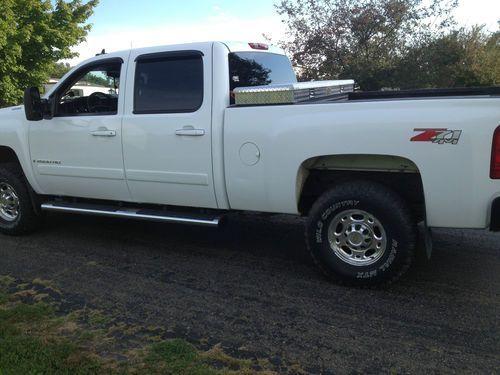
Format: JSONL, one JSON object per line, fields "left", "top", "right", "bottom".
{"left": 229, "top": 52, "right": 297, "bottom": 95}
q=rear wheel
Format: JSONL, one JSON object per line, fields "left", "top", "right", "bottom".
{"left": 305, "top": 181, "right": 417, "bottom": 287}
{"left": 0, "top": 164, "right": 41, "bottom": 235}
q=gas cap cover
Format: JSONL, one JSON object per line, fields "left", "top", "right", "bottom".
{"left": 239, "top": 142, "right": 261, "bottom": 166}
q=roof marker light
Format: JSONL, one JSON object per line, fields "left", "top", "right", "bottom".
{"left": 249, "top": 43, "right": 269, "bottom": 50}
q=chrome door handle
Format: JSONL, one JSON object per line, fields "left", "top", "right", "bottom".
{"left": 90, "top": 129, "right": 116, "bottom": 137}
{"left": 175, "top": 126, "right": 205, "bottom": 136}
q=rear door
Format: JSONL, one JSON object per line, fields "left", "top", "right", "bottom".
{"left": 122, "top": 45, "right": 217, "bottom": 208}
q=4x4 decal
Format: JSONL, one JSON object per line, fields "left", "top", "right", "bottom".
{"left": 411, "top": 128, "right": 462, "bottom": 144}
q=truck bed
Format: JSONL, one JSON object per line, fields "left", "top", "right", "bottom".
{"left": 348, "top": 86, "right": 500, "bottom": 100}
{"left": 233, "top": 86, "right": 500, "bottom": 107}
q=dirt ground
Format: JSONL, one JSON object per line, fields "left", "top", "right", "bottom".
{"left": 1, "top": 212, "right": 499, "bottom": 374}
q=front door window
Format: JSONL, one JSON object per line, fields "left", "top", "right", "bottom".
{"left": 55, "top": 63, "right": 121, "bottom": 116}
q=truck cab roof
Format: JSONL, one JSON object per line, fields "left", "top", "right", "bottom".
{"left": 81, "top": 41, "right": 286, "bottom": 67}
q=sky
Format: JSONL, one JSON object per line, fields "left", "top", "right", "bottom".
{"left": 65, "top": 0, "right": 500, "bottom": 65}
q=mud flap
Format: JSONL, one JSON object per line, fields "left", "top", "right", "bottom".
{"left": 417, "top": 221, "right": 433, "bottom": 260}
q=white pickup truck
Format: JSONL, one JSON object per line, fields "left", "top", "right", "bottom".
{"left": 1, "top": 41, "right": 499, "bottom": 286}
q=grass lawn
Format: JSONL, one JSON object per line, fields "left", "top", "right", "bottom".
{"left": 0, "top": 276, "right": 282, "bottom": 375}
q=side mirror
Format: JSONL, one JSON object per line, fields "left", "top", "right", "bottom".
{"left": 24, "top": 87, "right": 44, "bottom": 121}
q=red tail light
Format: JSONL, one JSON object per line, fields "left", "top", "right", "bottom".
{"left": 490, "top": 126, "right": 500, "bottom": 178}
{"left": 249, "top": 43, "right": 269, "bottom": 50}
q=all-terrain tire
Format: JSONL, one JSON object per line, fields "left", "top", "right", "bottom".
{"left": 0, "top": 163, "right": 41, "bottom": 235}
{"left": 305, "top": 180, "right": 417, "bottom": 287}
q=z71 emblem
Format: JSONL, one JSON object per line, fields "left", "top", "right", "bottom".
{"left": 411, "top": 128, "right": 462, "bottom": 144}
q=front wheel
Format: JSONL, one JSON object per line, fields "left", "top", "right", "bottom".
{"left": 0, "top": 164, "right": 41, "bottom": 235}
{"left": 305, "top": 181, "right": 417, "bottom": 287}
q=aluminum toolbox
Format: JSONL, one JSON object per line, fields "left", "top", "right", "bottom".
{"left": 233, "top": 80, "right": 355, "bottom": 106}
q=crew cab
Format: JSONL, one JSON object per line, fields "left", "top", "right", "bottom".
{"left": 0, "top": 41, "right": 499, "bottom": 286}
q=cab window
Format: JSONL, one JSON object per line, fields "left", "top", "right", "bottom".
{"left": 134, "top": 52, "right": 203, "bottom": 114}
{"left": 55, "top": 62, "right": 121, "bottom": 116}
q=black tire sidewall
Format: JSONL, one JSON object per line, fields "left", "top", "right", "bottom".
{"left": 307, "top": 184, "right": 415, "bottom": 286}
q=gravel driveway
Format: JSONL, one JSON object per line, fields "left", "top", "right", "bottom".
{"left": 1, "top": 212, "right": 499, "bottom": 374}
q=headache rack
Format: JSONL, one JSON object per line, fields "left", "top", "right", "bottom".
{"left": 233, "top": 80, "right": 355, "bottom": 106}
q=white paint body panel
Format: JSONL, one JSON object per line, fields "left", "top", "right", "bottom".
{"left": 224, "top": 98, "right": 500, "bottom": 228}
{"left": 122, "top": 43, "right": 217, "bottom": 208}
{"left": 0, "top": 41, "right": 499, "bottom": 230}
{"left": 0, "top": 106, "right": 43, "bottom": 193}
{"left": 29, "top": 114, "right": 130, "bottom": 201}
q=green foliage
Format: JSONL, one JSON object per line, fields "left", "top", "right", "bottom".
{"left": 50, "top": 62, "right": 72, "bottom": 78}
{"left": 0, "top": 0, "right": 98, "bottom": 107}
{"left": 395, "top": 25, "right": 500, "bottom": 88}
{"left": 277, "top": 0, "right": 499, "bottom": 90}
{"left": 82, "top": 72, "right": 112, "bottom": 87}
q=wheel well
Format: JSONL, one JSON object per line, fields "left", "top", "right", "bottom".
{"left": 298, "top": 157, "right": 426, "bottom": 222}
{"left": 0, "top": 146, "right": 21, "bottom": 165}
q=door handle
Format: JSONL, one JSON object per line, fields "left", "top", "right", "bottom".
{"left": 175, "top": 126, "right": 205, "bottom": 136}
{"left": 90, "top": 129, "right": 116, "bottom": 137}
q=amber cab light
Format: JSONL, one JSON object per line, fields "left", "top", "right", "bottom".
{"left": 490, "top": 126, "right": 500, "bottom": 179}
{"left": 249, "top": 43, "right": 269, "bottom": 50}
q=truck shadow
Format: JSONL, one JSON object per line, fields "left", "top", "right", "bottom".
{"left": 41, "top": 212, "right": 498, "bottom": 291}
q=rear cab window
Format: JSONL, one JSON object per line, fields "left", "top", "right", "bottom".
{"left": 229, "top": 52, "right": 297, "bottom": 103}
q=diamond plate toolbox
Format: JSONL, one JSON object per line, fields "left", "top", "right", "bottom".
{"left": 233, "top": 80, "right": 355, "bottom": 106}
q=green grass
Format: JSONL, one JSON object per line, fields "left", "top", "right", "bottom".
{"left": 0, "top": 277, "right": 280, "bottom": 375}
{"left": 0, "top": 303, "right": 101, "bottom": 375}
{"left": 0, "top": 291, "right": 7, "bottom": 305}
{"left": 87, "top": 310, "right": 112, "bottom": 327}
{"left": 144, "top": 340, "right": 221, "bottom": 375}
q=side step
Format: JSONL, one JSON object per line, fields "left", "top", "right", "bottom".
{"left": 41, "top": 202, "right": 221, "bottom": 227}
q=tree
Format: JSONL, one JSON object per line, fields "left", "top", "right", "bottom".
{"left": 50, "top": 62, "right": 72, "bottom": 79}
{"left": 276, "top": 0, "right": 459, "bottom": 90}
{"left": 394, "top": 24, "right": 500, "bottom": 89}
{"left": 0, "top": 0, "right": 98, "bottom": 107}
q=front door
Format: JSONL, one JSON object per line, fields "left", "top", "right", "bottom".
{"left": 122, "top": 46, "right": 217, "bottom": 209}
{"left": 29, "top": 57, "right": 130, "bottom": 201}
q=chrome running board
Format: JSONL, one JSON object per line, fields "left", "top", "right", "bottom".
{"left": 41, "top": 202, "right": 220, "bottom": 227}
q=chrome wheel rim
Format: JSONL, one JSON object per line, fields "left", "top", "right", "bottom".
{"left": 327, "top": 209, "right": 387, "bottom": 266}
{"left": 0, "top": 182, "right": 20, "bottom": 222}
